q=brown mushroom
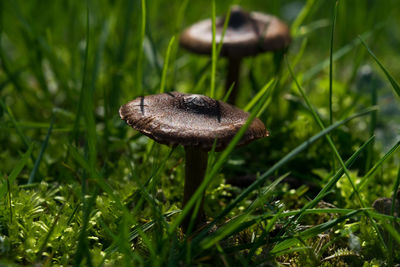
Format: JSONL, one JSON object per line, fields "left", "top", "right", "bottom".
{"left": 180, "top": 5, "right": 291, "bottom": 104}
{"left": 119, "top": 92, "right": 267, "bottom": 231}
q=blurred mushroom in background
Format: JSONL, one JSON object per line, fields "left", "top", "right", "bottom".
{"left": 180, "top": 5, "right": 291, "bottom": 104}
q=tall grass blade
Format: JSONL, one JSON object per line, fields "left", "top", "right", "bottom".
{"left": 72, "top": 6, "right": 90, "bottom": 146}
{"left": 287, "top": 57, "right": 366, "bottom": 206}
{"left": 244, "top": 79, "right": 275, "bottom": 112}
{"left": 210, "top": 0, "right": 217, "bottom": 98}
{"left": 137, "top": 0, "right": 146, "bottom": 95}
{"left": 290, "top": 0, "right": 318, "bottom": 37}
{"left": 359, "top": 37, "right": 400, "bottom": 98}
{"left": 222, "top": 82, "right": 235, "bottom": 102}
{"left": 287, "top": 57, "right": 388, "bottom": 254}
{"left": 329, "top": 0, "right": 339, "bottom": 126}
{"left": 160, "top": 36, "right": 175, "bottom": 93}
{"left": 356, "top": 141, "right": 400, "bottom": 192}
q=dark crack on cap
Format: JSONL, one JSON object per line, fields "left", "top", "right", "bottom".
{"left": 226, "top": 6, "right": 250, "bottom": 28}
{"left": 119, "top": 92, "right": 268, "bottom": 151}
{"left": 180, "top": 5, "right": 291, "bottom": 58}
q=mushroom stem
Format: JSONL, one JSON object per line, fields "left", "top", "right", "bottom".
{"left": 226, "top": 57, "right": 242, "bottom": 104}
{"left": 182, "top": 146, "right": 208, "bottom": 232}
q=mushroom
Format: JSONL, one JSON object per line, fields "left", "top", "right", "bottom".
{"left": 180, "top": 5, "right": 291, "bottom": 104}
{"left": 119, "top": 92, "right": 267, "bottom": 231}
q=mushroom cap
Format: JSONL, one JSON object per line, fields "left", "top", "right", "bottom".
{"left": 180, "top": 6, "right": 291, "bottom": 58}
{"left": 119, "top": 92, "right": 268, "bottom": 151}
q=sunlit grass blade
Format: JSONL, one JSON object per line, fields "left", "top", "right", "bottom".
{"left": 159, "top": 36, "right": 175, "bottom": 93}
{"left": 215, "top": 5, "right": 231, "bottom": 58}
{"left": 210, "top": 0, "right": 217, "bottom": 98}
{"left": 244, "top": 79, "right": 275, "bottom": 112}
{"left": 290, "top": 0, "right": 318, "bottom": 37}
{"left": 28, "top": 114, "right": 55, "bottom": 184}
{"left": 356, "top": 141, "right": 400, "bottom": 193}
{"left": 271, "top": 210, "right": 362, "bottom": 255}
{"left": 359, "top": 37, "right": 400, "bottom": 98}
{"left": 137, "top": 0, "right": 146, "bottom": 95}
{"left": 221, "top": 82, "right": 235, "bottom": 102}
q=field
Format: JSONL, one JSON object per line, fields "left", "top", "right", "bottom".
{"left": 1, "top": 0, "right": 400, "bottom": 266}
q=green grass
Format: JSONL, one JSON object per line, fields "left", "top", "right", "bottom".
{"left": 1, "top": 0, "right": 400, "bottom": 266}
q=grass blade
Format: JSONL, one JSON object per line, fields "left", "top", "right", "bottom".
{"left": 0, "top": 144, "right": 34, "bottom": 199}
{"left": 356, "top": 141, "right": 400, "bottom": 193}
{"left": 199, "top": 174, "right": 288, "bottom": 250}
{"left": 290, "top": 0, "right": 318, "bottom": 37}
{"left": 287, "top": 57, "right": 389, "bottom": 254}
{"left": 271, "top": 210, "right": 362, "bottom": 255}
{"left": 160, "top": 36, "right": 175, "bottom": 93}
{"left": 287, "top": 56, "right": 365, "bottom": 206}
{"left": 210, "top": 0, "right": 217, "bottom": 98}
{"left": 329, "top": 0, "right": 339, "bottom": 126}
{"left": 303, "top": 26, "right": 381, "bottom": 82}
{"left": 28, "top": 114, "right": 55, "bottom": 184}
{"left": 137, "top": 0, "right": 146, "bottom": 95}
{"left": 287, "top": 136, "right": 374, "bottom": 226}
{"left": 244, "top": 79, "right": 275, "bottom": 112}
{"left": 359, "top": 37, "right": 400, "bottom": 98}
{"left": 0, "top": 99, "right": 30, "bottom": 148}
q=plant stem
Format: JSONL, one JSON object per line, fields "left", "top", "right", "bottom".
{"left": 226, "top": 57, "right": 242, "bottom": 104}
{"left": 182, "top": 146, "right": 208, "bottom": 231}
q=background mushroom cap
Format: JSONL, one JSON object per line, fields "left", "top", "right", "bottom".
{"left": 180, "top": 6, "right": 291, "bottom": 58}
{"left": 119, "top": 92, "right": 268, "bottom": 151}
